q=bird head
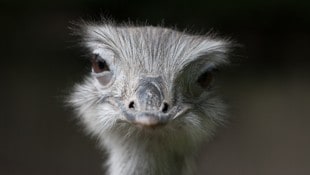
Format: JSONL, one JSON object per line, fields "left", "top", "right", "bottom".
{"left": 69, "top": 22, "right": 232, "bottom": 143}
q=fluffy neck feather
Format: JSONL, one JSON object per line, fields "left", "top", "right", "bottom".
{"left": 101, "top": 131, "right": 197, "bottom": 175}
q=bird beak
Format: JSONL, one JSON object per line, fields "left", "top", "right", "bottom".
{"left": 120, "top": 76, "right": 170, "bottom": 128}
{"left": 133, "top": 113, "right": 167, "bottom": 128}
{"left": 113, "top": 76, "right": 191, "bottom": 129}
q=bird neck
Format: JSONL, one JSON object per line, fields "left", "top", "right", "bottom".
{"left": 104, "top": 137, "right": 196, "bottom": 175}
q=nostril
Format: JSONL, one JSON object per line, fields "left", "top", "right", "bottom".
{"left": 161, "top": 102, "right": 169, "bottom": 113}
{"left": 128, "top": 101, "right": 135, "bottom": 109}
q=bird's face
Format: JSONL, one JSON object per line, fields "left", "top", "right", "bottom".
{"left": 69, "top": 24, "right": 231, "bottom": 141}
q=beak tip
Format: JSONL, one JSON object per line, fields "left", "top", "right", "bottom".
{"left": 133, "top": 115, "right": 165, "bottom": 129}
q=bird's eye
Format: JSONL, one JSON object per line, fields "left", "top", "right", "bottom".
{"left": 91, "top": 54, "right": 110, "bottom": 73}
{"left": 197, "top": 71, "right": 213, "bottom": 89}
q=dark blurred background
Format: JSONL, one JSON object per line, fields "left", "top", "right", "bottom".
{"left": 1, "top": 0, "right": 310, "bottom": 175}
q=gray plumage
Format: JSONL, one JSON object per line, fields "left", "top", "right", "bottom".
{"left": 69, "top": 21, "right": 232, "bottom": 175}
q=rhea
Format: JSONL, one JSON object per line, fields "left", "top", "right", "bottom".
{"left": 69, "top": 21, "right": 231, "bottom": 175}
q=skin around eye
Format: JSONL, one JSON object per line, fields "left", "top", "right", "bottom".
{"left": 96, "top": 72, "right": 113, "bottom": 86}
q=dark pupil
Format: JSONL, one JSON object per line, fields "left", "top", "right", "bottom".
{"left": 92, "top": 55, "right": 109, "bottom": 73}
{"left": 197, "top": 71, "right": 212, "bottom": 89}
{"left": 97, "top": 60, "right": 106, "bottom": 70}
